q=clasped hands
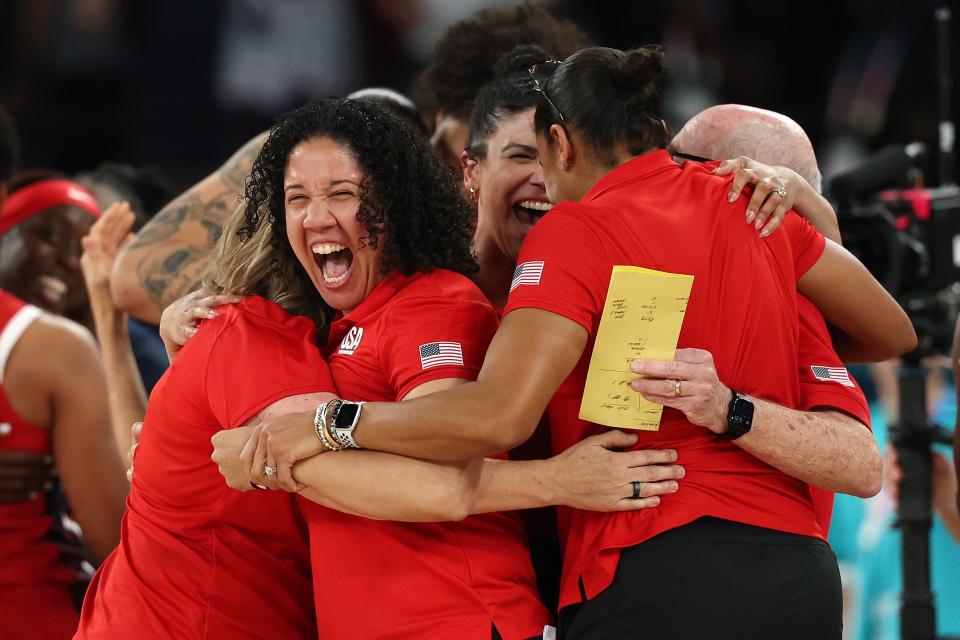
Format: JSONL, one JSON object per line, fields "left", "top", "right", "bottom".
{"left": 211, "top": 411, "right": 325, "bottom": 492}
{"left": 208, "top": 348, "right": 728, "bottom": 504}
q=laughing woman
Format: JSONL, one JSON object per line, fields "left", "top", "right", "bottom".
{"left": 75, "top": 99, "right": 555, "bottom": 640}
{"left": 223, "top": 99, "right": 551, "bottom": 640}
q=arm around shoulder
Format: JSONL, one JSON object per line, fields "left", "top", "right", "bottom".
{"left": 798, "top": 239, "right": 917, "bottom": 362}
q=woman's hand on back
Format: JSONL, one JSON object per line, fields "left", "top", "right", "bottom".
{"left": 715, "top": 157, "right": 805, "bottom": 239}
{"left": 546, "top": 431, "right": 683, "bottom": 510}
{"left": 714, "top": 156, "right": 844, "bottom": 243}
{"left": 159, "top": 287, "right": 242, "bottom": 363}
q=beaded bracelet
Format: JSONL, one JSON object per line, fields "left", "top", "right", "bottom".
{"left": 314, "top": 402, "right": 342, "bottom": 452}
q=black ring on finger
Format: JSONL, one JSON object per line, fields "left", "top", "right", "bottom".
{"left": 631, "top": 481, "right": 642, "bottom": 500}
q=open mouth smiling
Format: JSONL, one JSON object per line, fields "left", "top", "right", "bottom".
{"left": 312, "top": 242, "right": 354, "bottom": 288}
{"left": 513, "top": 200, "right": 552, "bottom": 227}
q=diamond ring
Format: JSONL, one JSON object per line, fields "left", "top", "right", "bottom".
{"left": 772, "top": 185, "right": 787, "bottom": 198}
{"left": 263, "top": 465, "right": 277, "bottom": 478}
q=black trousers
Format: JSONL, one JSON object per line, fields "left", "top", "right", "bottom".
{"left": 558, "top": 517, "right": 842, "bottom": 640}
{"left": 491, "top": 626, "right": 542, "bottom": 640}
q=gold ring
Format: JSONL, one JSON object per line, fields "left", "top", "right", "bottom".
{"left": 674, "top": 380, "right": 682, "bottom": 398}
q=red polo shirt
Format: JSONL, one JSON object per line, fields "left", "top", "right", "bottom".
{"left": 76, "top": 296, "right": 332, "bottom": 639}
{"left": 301, "top": 269, "right": 550, "bottom": 640}
{"left": 504, "top": 149, "right": 828, "bottom": 609}
{"left": 797, "top": 296, "right": 871, "bottom": 534}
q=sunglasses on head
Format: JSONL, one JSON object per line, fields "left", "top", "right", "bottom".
{"left": 669, "top": 149, "right": 714, "bottom": 163}
{"left": 528, "top": 60, "right": 565, "bottom": 122}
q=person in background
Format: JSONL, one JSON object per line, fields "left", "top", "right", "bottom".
{"left": 0, "top": 102, "right": 127, "bottom": 640}
{"left": 411, "top": 2, "right": 589, "bottom": 173}
{"left": 79, "top": 202, "right": 150, "bottom": 461}
{"left": 78, "top": 162, "right": 176, "bottom": 392}
{"left": 0, "top": 102, "right": 50, "bottom": 504}
{"left": 0, "top": 170, "right": 101, "bottom": 330}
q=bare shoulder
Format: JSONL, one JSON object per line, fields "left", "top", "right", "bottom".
{"left": 11, "top": 314, "right": 100, "bottom": 380}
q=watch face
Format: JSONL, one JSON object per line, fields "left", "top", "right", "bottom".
{"left": 731, "top": 395, "right": 754, "bottom": 430}
{"left": 334, "top": 403, "right": 361, "bottom": 429}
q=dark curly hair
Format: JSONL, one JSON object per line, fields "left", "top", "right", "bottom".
{"left": 239, "top": 98, "right": 477, "bottom": 285}
{"left": 411, "top": 3, "right": 589, "bottom": 124}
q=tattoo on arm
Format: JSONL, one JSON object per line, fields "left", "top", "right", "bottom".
{"left": 217, "top": 133, "right": 268, "bottom": 193}
{"left": 130, "top": 190, "right": 233, "bottom": 309}
{"left": 124, "top": 132, "right": 266, "bottom": 314}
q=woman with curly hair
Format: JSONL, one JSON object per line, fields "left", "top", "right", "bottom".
{"left": 227, "top": 97, "right": 550, "bottom": 640}
{"left": 77, "top": 98, "right": 551, "bottom": 639}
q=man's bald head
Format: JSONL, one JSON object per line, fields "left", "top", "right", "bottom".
{"left": 672, "top": 104, "right": 821, "bottom": 192}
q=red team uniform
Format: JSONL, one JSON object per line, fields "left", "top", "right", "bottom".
{"left": 0, "top": 291, "right": 84, "bottom": 640}
{"left": 796, "top": 296, "right": 872, "bottom": 533}
{"left": 75, "top": 296, "right": 334, "bottom": 639}
{"left": 305, "top": 269, "right": 551, "bottom": 640}
{"left": 505, "top": 150, "right": 836, "bottom": 609}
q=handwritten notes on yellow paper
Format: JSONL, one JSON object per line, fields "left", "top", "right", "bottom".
{"left": 579, "top": 266, "right": 694, "bottom": 430}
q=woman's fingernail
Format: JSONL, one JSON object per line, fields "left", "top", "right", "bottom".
{"left": 746, "top": 210, "right": 755, "bottom": 223}
{"left": 759, "top": 228, "right": 770, "bottom": 238}
{"left": 677, "top": 466, "right": 685, "bottom": 477}
{"left": 754, "top": 218, "right": 763, "bottom": 229}
{"left": 668, "top": 482, "right": 679, "bottom": 491}
{"left": 631, "top": 380, "right": 642, "bottom": 390}
{"left": 727, "top": 191, "right": 737, "bottom": 202}
{"left": 206, "top": 310, "right": 218, "bottom": 318}
{"left": 186, "top": 327, "right": 198, "bottom": 337}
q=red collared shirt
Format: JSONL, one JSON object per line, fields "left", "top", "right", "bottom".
{"left": 300, "top": 269, "right": 550, "bottom": 640}
{"left": 76, "top": 296, "right": 332, "bottom": 639}
{"left": 797, "top": 296, "right": 871, "bottom": 534}
{"left": 505, "top": 149, "right": 828, "bottom": 609}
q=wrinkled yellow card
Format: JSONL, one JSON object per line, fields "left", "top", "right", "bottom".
{"left": 579, "top": 266, "right": 694, "bottom": 430}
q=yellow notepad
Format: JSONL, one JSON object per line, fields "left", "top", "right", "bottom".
{"left": 579, "top": 266, "right": 694, "bottom": 430}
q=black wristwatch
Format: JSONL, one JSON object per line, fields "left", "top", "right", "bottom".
{"left": 722, "top": 391, "right": 754, "bottom": 440}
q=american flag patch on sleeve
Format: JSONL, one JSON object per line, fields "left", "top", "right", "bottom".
{"left": 419, "top": 342, "right": 464, "bottom": 369}
{"left": 811, "top": 365, "right": 855, "bottom": 388}
{"left": 510, "top": 261, "right": 544, "bottom": 292}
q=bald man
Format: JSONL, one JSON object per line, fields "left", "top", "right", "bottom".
{"left": 672, "top": 104, "right": 822, "bottom": 191}
{"left": 672, "top": 103, "right": 881, "bottom": 539}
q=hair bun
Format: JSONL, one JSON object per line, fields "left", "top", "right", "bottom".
{"left": 612, "top": 45, "right": 665, "bottom": 99}
{"left": 494, "top": 44, "right": 553, "bottom": 78}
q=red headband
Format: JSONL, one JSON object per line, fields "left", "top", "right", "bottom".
{"left": 0, "top": 179, "right": 102, "bottom": 235}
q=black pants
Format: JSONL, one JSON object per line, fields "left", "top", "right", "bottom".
{"left": 558, "top": 517, "right": 842, "bottom": 640}
{"left": 491, "top": 626, "right": 542, "bottom": 640}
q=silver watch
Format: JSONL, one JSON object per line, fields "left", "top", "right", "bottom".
{"left": 330, "top": 400, "right": 365, "bottom": 449}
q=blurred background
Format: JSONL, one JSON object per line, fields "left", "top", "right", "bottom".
{"left": 1, "top": 2, "right": 957, "bottom": 639}
{"left": 0, "top": 0, "right": 949, "bottom": 192}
